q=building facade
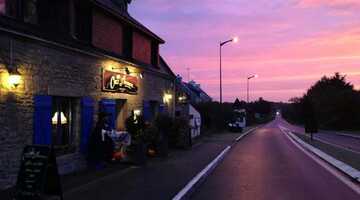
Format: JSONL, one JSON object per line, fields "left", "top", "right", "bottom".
{"left": 175, "top": 76, "right": 212, "bottom": 105}
{"left": 0, "top": 0, "right": 176, "bottom": 189}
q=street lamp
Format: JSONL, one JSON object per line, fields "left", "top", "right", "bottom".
{"left": 247, "top": 74, "right": 258, "bottom": 103}
{"left": 219, "top": 36, "right": 238, "bottom": 104}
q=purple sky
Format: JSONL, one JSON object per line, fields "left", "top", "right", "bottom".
{"left": 129, "top": 0, "right": 360, "bottom": 102}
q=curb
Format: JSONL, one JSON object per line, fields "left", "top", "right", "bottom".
{"left": 172, "top": 126, "right": 259, "bottom": 200}
{"left": 286, "top": 130, "right": 360, "bottom": 183}
{"left": 334, "top": 133, "right": 360, "bottom": 140}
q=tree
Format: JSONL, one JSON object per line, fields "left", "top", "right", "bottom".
{"left": 284, "top": 73, "right": 360, "bottom": 130}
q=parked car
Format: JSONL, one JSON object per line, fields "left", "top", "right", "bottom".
{"left": 228, "top": 109, "right": 246, "bottom": 132}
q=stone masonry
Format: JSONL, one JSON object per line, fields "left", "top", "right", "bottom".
{"left": 0, "top": 32, "right": 175, "bottom": 189}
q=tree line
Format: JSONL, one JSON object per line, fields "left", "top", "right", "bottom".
{"left": 281, "top": 73, "right": 360, "bottom": 131}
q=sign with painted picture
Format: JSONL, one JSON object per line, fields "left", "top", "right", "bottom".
{"left": 102, "top": 70, "right": 138, "bottom": 94}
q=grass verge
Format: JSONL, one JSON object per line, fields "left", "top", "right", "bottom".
{"left": 294, "top": 132, "right": 360, "bottom": 171}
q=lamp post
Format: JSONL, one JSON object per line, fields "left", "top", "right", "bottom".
{"left": 219, "top": 37, "right": 238, "bottom": 104}
{"left": 247, "top": 74, "right": 258, "bottom": 103}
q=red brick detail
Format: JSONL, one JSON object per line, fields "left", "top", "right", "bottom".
{"left": 133, "top": 31, "right": 151, "bottom": 64}
{"left": 92, "top": 10, "right": 123, "bottom": 55}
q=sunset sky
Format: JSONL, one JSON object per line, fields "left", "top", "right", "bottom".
{"left": 130, "top": 0, "right": 360, "bottom": 102}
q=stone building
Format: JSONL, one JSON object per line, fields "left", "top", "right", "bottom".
{"left": 0, "top": 0, "right": 176, "bottom": 189}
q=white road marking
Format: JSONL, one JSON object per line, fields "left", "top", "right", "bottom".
{"left": 235, "top": 127, "right": 258, "bottom": 141}
{"left": 279, "top": 126, "right": 360, "bottom": 195}
{"left": 173, "top": 126, "right": 260, "bottom": 200}
{"left": 172, "top": 146, "right": 232, "bottom": 200}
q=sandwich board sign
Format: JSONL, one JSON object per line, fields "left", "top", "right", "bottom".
{"left": 15, "top": 145, "right": 63, "bottom": 200}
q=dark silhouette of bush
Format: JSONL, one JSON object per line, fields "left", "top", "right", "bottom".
{"left": 283, "top": 73, "right": 360, "bottom": 131}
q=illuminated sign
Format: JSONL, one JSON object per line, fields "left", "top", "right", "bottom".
{"left": 102, "top": 70, "right": 138, "bottom": 94}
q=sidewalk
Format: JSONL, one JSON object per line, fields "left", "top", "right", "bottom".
{"left": 60, "top": 132, "right": 244, "bottom": 200}
{"left": 0, "top": 127, "right": 258, "bottom": 200}
{"left": 31, "top": 128, "right": 254, "bottom": 200}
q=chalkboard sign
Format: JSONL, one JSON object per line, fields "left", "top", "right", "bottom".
{"left": 15, "top": 145, "right": 63, "bottom": 200}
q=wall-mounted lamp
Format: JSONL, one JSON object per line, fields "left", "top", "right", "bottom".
{"left": 8, "top": 68, "right": 21, "bottom": 88}
{"left": 163, "top": 93, "right": 173, "bottom": 104}
{"left": 52, "top": 112, "right": 68, "bottom": 125}
{"left": 178, "top": 96, "right": 187, "bottom": 102}
{"left": 7, "top": 39, "right": 22, "bottom": 88}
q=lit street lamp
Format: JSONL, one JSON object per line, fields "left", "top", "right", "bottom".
{"left": 247, "top": 74, "right": 258, "bottom": 103}
{"left": 219, "top": 36, "right": 238, "bottom": 104}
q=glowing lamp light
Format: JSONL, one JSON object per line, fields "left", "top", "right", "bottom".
{"left": 254, "top": 74, "right": 259, "bottom": 78}
{"left": 8, "top": 69, "right": 21, "bottom": 88}
{"left": 163, "top": 93, "right": 173, "bottom": 103}
{"left": 52, "top": 112, "right": 68, "bottom": 125}
{"left": 178, "top": 96, "right": 187, "bottom": 102}
{"left": 134, "top": 109, "right": 141, "bottom": 116}
{"left": 133, "top": 109, "right": 141, "bottom": 120}
{"left": 232, "top": 37, "right": 239, "bottom": 43}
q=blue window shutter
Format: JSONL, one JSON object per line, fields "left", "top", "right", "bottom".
{"left": 159, "top": 104, "right": 165, "bottom": 114}
{"left": 143, "top": 101, "right": 151, "bottom": 121}
{"left": 80, "top": 97, "right": 94, "bottom": 154}
{"left": 34, "top": 95, "right": 52, "bottom": 145}
{"left": 100, "top": 99, "right": 116, "bottom": 129}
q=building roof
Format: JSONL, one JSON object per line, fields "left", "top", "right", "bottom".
{"left": 176, "top": 78, "right": 212, "bottom": 103}
{"left": 159, "top": 56, "right": 177, "bottom": 78}
{"left": 94, "top": 0, "right": 165, "bottom": 43}
{"left": 186, "top": 81, "right": 211, "bottom": 99}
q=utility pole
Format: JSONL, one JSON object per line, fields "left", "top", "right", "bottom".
{"left": 187, "top": 67, "right": 190, "bottom": 82}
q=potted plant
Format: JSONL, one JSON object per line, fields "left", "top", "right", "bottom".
{"left": 171, "top": 117, "right": 190, "bottom": 149}
{"left": 155, "top": 114, "right": 173, "bottom": 157}
{"left": 125, "top": 113, "right": 147, "bottom": 165}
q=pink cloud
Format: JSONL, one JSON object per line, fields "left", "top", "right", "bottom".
{"left": 130, "top": 1, "right": 360, "bottom": 102}
{"left": 297, "top": 0, "right": 360, "bottom": 9}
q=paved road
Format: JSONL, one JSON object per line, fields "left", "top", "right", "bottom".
{"left": 191, "top": 119, "right": 360, "bottom": 200}
{"left": 57, "top": 132, "right": 244, "bottom": 200}
{"left": 279, "top": 119, "right": 360, "bottom": 153}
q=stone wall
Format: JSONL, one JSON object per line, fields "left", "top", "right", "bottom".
{"left": 0, "top": 32, "right": 175, "bottom": 190}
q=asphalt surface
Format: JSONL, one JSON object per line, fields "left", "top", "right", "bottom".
{"left": 191, "top": 119, "right": 360, "bottom": 200}
{"left": 58, "top": 132, "right": 243, "bottom": 200}
{"left": 280, "top": 119, "right": 360, "bottom": 153}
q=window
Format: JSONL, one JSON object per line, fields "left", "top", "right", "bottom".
{"left": 151, "top": 41, "right": 159, "bottom": 67}
{"left": 0, "top": 0, "right": 38, "bottom": 23}
{"left": 70, "top": 0, "right": 92, "bottom": 42}
{"left": 23, "top": 0, "right": 38, "bottom": 24}
{"left": 0, "top": 0, "right": 5, "bottom": 14}
{"left": 51, "top": 97, "right": 78, "bottom": 152}
{"left": 123, "top": 25, "right": 133, "bottom": 58}
{"left": 0, "top": 0, "right": 18, "bottom": 17}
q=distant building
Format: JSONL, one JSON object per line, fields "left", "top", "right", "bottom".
{"left": 175, "top": 76, "right": 212, "bottom": 105}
